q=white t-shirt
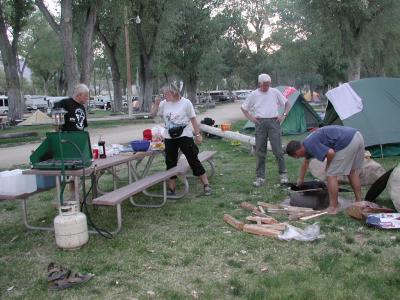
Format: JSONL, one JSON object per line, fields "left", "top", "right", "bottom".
{"left": 158, "top": 97, "right": 196, "bottom": 139}
{"left": 241, "top": 88, "right": 287, "bottom": 118}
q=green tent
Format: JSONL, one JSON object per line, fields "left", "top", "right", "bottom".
{"left": 243, "top": 86, "right": 323, "bottom": 135}
{"left": 323, "top": 77, "right": 400, "bottom": 158}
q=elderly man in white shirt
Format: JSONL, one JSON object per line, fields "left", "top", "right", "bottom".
{"left": 241, "top": 73, "right": 291, "bottom": 187}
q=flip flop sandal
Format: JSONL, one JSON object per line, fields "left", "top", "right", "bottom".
{"left": 47, "top": 262, "right": 71, "bottom": 282}
{"left": 50, "top": 271, "right": 93, "bottom": 291}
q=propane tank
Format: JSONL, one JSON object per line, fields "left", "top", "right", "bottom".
{"left": 54, "top": 202, "right": 89, "bottom": 250}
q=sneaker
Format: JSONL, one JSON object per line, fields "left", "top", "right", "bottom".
{"left": 204, "top": 184, "right": 212, "bottom": 196}
{"left": 280, "top": 173, "right": 289, "bottom": 184}
{"left": 253, "top": 177, "right": 265, "bottom": 187}
{"left": 167, "top": 189, "right": 176, "bottom": 196}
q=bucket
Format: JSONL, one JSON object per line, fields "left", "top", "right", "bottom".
{"left": 220, "top": 123, "right": 231, "bottom": 131}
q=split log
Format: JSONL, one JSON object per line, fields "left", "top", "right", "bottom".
{"left": 243, "top": 224, "right": 282, "bottom": 237}
{"left": 289, "top": 210, "right": 324, "bottom": 221}
{"left": 257, "top": 201, "right": 281, "bottom": 209}
{"left": 299, "top": 211, "right": 328, "bottom": 221}
{"left": 267, "top": 208, "right": 290, "bottom": 215}
{"left": 259, "top": 223, "right": 287, "bottom": 231}
{"left": 223, "top": 214, "right": 244, "bottom": 231}
{"left": 240, "top": 202, "right": 268, "bottom": 217}
{"left": 246, "top": 216, "right": 278, "bottom": 224}
{"left": 280, "top": 205, "right": 314, "bottom": 212}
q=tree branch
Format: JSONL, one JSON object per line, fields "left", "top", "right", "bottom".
{"left": 35, "top": 0, "right": 60, "bottom": 35}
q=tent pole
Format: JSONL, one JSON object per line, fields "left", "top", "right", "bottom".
{"left": 380, "top": 144, "right": 383, "bottom": 158}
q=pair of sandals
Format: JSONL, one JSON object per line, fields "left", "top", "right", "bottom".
{"left": 47, "top": 262, "right": 93, "bottom": 290}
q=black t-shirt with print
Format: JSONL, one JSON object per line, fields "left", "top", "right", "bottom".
{"left": 54, "top": 98, "right": 88, "bottom": 131}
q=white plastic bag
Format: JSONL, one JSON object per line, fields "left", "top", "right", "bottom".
{"left": 278, "top": 222, "right": 325, "bottom": 242}
{"left": 151, "top": 125, "right": 165, "bottom": 141}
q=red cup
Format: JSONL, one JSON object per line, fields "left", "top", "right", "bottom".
{"left": 143, "top": 129, "right": 152, "bottom": 141}
{"left": 92, "top": 148, "right": 99, "bottom": 159}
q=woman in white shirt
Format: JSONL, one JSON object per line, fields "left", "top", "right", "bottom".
{"left": 151, "top": 84, "right": 211, "bottom": 196}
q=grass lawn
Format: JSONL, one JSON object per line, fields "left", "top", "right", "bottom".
{"left": 1, "top": 125, "right": 399, "bottom": 299}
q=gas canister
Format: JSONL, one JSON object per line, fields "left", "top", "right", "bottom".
{"left": 54, "top": 203, "right": 89, "bottom": 250}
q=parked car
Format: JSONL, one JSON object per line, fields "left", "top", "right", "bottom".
{"left": 94, "top": 95, "right": 112, "bottom": 109}
{"left": 233, "top": 90, "right": 252, "bottom": 100}
{"left": 208, "top": 90, "right": 234, "bottom": 102}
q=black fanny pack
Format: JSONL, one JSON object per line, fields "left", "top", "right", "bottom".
{"left": 168, "top": 126, "right": 186, "bottom": 138}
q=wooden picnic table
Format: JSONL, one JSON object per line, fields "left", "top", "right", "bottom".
{"left": 0, "top": 151, "right": 165, "bottom": 233}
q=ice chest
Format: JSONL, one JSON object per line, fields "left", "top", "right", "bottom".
{"left": 0, "top": 169, "right": 37, "bottom": 196}
{"left": 36, "top": 175, "right": 56, "bottom": 189}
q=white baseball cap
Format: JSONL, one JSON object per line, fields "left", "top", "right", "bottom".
{"left": 258, "top": 73, "right": 271, "bottom": 83}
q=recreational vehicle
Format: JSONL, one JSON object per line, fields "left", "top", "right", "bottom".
{"left": 0, "top": 95, "right": 8, "bottom": 114}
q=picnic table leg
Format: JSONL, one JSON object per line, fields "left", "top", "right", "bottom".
{"left": 128, "top": 161, "right": 133, "bottom": 203}
{"left": 129, "top": 180, "right": 168, "bottom": 208}
{"left": 112, "top": 166, "right": 117, "bottom": 190}
{"left": 21, "top": 199, "right": 53, "bottom": 231}
{"left": 206, "top": 159, "right": 216, "bottom": 177}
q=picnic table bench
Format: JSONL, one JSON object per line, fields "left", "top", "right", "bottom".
{"left": 92, "top": 150, "right": 217, "bottom": 234}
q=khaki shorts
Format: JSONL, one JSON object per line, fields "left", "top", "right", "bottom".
{"left": 327, "top": 131, "right": 364, "bottom": 176}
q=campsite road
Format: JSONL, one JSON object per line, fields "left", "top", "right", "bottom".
{"left": 0, "top": 101, "right": 245, "bottom": 169}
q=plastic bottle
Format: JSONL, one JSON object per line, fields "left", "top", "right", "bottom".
{"left": 98, "top": 136, "right": 107, "bottom": 159}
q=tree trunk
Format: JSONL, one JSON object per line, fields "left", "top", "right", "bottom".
{"left": 60, "top": 0, "right": 79, "bottom": 95}
{"left": 0, "top": 9, "right": 23, "bottom": 121}
{"left": 186, "top": 76, "right": 197, "bottom": 104}
{"left": 95, "top": 19, "right": 122, "bottom": 112}
{"left": 139, "top": 54, "right": 154, "bottom": 112}
{"left": 79, "top": 0, "right": 99, "bottom": 86}
{"left": 347, "top": 53, "right": 361, "bottom": 81}
{"left": 36, "top": 0, "right": 97, "bottom": 95}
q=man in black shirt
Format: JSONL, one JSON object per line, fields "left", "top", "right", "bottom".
{"left": 54, "top": 83, "right": 89, "bottom": 131}
{"left": 53, "top": 83, "right": 90, "bottom": 203}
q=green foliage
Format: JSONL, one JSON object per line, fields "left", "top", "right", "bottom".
{"left": 20, "top": 11, "right": 63, "bottom": 94}
{"left": 162, "top": 0, "right": 221, "bottom": 85}
{"left": 276, "top": 0, "right": 400, "bottom": 81}
{"left": 1, "top": 0, "right": 34, "bottom": 36}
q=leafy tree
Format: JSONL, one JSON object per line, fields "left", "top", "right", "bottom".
{"left": 0, "top": 0, "right": 34, "bottom": 121}
{"left": 162, "top": 0, "right": 222, "bottom": 102}
{"left": 19, "top": 11, "right": 63, "bottom": 95}
{"left": 35, "top": 0, "right": 100, "bottom": 95}
{"left": 276, "top": 0, "right": 400, "bottom": 81}
{"left": 127, "top": 0, "right": 170, "bottom": 112}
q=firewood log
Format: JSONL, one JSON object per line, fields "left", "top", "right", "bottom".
{"left": 246, "top": 216, "right": 278, "bottom": 224}
{"left": 259, "top": 223, "right": 287, "bottom": 231}
{"left": 240, "top": 202, "right": 268, "bottom": 217}
{"left": 243, "top": 224, "right": 282, "bottom": 237}
{"left": 223, "top": 214, "right": 244, "bottom": 231}
{"left": 299, "top": 211, "right": 328, "bottom": 221}
{"left": 257, "top": 201, "right": 281, "bottom": 209}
